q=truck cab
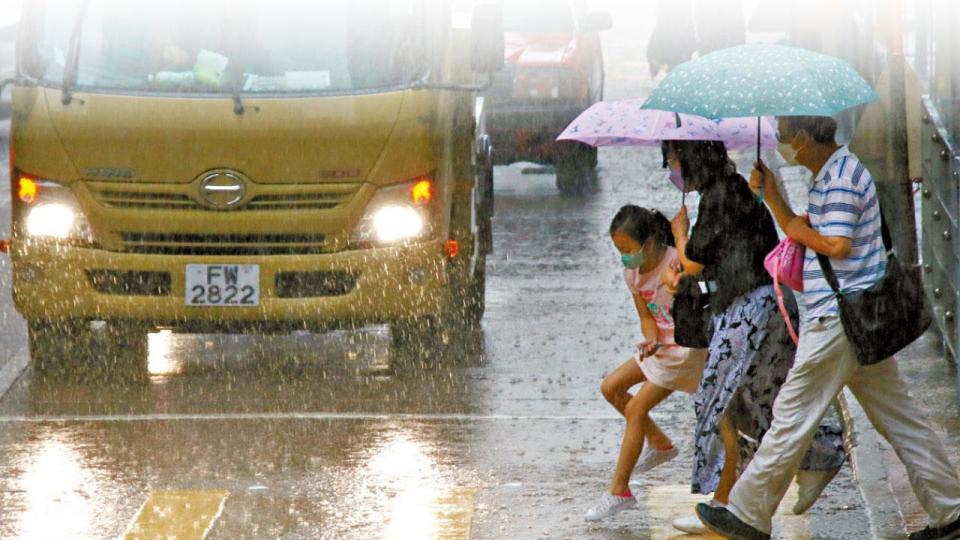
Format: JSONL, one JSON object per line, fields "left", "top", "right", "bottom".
{"left": 9, "top": 0, "right": 503, "bottom": 373}
{"left": 484, "top": 0, "right": 611, "bottom": 195}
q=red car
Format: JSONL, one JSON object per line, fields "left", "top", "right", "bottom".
{"left": 485, "top": 0, "right": 611, "bottom": 195}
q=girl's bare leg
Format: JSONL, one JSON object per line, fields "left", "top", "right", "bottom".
{"left": 601, "top": 359, "right": 674, "bottom": 451}
{"left": 713, "top": 412, "right": 740, "bottom": 504}
{"left": 609, "top": 382, "right": 675, "bottom": 494}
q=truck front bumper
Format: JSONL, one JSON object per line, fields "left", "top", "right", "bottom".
{"left": 12, "top": 239, "right": 448, "bottom": 331}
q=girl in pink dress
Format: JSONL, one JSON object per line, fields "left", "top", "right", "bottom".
{"left": 585, "top": 205, "right": 707, "bottom": 522}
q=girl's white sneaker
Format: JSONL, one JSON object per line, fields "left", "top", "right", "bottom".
{"left": 584, "top": 492, "right": 637, "bottom": 521}
{"left": 635, "top": 446, "right": 680, "bottom": 473}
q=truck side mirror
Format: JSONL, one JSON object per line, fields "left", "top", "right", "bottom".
{"left": 471, "top": 3, "right": 505, "bottom": 74}
{"left": 583, "top": 11, "right": 613, "bottom": 32}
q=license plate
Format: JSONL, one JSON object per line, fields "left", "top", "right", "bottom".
{"left": 185, "top": 264, "right": 260, "bottom": 307}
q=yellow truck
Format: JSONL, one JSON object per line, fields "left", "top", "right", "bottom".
{"left": 8, "top": 0, "right": 503, "bottom": 372}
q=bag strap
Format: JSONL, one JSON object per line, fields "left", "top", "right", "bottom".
{"left": 816, "top": 206, "right": 892, "bottom": 295}
{"left": 773, "top": 251, "right": 799, "bottom": 344}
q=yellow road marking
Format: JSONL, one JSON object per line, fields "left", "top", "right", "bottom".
{"left": 123, "top": 490, "right": 229, "bottom": 540}
{"left": 642, "top": 484, "right": 720, "bottom": 540}
{"left": 641, "top": 483, "right": 809, "bottom": 540}
{"left": 777, "top": 483, "right": 812, "bottom": 540}
{"left": 434, "top": 488, "right": 476, "bottom": 540}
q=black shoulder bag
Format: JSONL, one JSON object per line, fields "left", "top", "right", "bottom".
{"left": 672, "top": 275, "right": 714, "bottom": 349}
{"left": 815, "top": 215, "right": 931, "bottom": 365}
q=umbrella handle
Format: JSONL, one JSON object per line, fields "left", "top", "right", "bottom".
{"left": 756, "top": 116, "right": 765, "bottom": 203}
{"left": 757, "top": 115, "right": 762, "bottom": 160}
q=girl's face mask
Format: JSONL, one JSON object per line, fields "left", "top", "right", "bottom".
{"left": 621, "top": 250, "right": 646, "bottom": 269}
{"left": 620, "top": 238, "right": 653, "bottom": 269}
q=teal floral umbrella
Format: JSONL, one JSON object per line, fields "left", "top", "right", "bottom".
{"left": 643, "top": 43, "right": 878, "bottom": 119}
{"left": 644, "top": 43, "right": 877, "bottom": 201}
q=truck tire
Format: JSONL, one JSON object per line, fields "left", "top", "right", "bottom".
{"left": 29, "top": 320, "right": 148, "bottom": 380}
{"left": 390, "top": 316, "right": 443, "bottom": 359}
{"left": 29, "top": 320, "right": 89, "bottom": 376}
{"left": 391, "top": 158, "right": 492, "bottom": 358}
{"left": 555, "top": 145, "right": 598, "bottom": 196}
{"left": 103, "top": 323, "right": 150, "bottom": 381}
{"left": 466, "top": 263, "right": 486, "bottom": 324}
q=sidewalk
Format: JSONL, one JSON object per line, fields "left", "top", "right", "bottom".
{"left": 843, "top": 331, "right": 960, "bottom": 539}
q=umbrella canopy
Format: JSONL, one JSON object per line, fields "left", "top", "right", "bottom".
{"left": 558, "top": 100, "right": 778, "bottom": 150}
{"left": 642, "top": 43, "right": 878, "bottom": 118}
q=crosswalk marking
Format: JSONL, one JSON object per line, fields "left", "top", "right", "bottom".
{"left": 123, "top": 490, "right": 229, "bottom": 540}
{"left": 434, "top": 488, "right": 476, "bottom": 540}
{"left": 641, "top": 483, "right": 810, "bottom": 540}
{"left": 641, "top": 485, "right": 718, "bottom": 540}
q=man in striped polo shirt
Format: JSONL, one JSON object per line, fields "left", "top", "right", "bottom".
{"left": 696, "top": 115, "right": 960, "bottom": 540}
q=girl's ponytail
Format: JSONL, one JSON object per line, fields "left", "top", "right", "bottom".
{"left": 651, "top": 210, "right": 675, "bottom": 247}
{"left": 609, "top": 205, "right": 675, "bottom": 248}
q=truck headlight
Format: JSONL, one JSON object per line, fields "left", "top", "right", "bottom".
{"left": 352, "top": 177, "right": 435, "bottom": 247}
{"left": 372, "top": 206, "right": 425, "bottom": 243}
{"left": 25, "top": 203, "right": 80, "bottom": 239}
{"left": 15, "top": 174, "right": 95, "bottom": 243}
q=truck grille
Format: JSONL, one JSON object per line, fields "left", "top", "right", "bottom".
{"left": 120, "top": 233, "right": 328, "bottom": 256}
{"left": 87, "top": 270, "right": 172, "bottom": 296}
{"left": 275, "top": 271, "right": 358, "bottom": 298}
{"left": 87, "top": 182, "right": 361, "bottom": 211}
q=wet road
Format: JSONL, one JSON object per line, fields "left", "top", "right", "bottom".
{"left": 0, "top": 169, "right": 871, "bottom": 539}
{"left": 0, "top": 4, "right": 873, "bottom": 539}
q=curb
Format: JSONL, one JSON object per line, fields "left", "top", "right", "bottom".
{"left": 0, "top": 255, "right": 28, "bottom": 400}
{"left": 838, "top": 389, "right": 908, "bottom": 539}
{"left": 0, "top": 345, "right": 27, "bottom": 399}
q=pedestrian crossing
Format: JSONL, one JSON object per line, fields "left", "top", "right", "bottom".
{"left": 123, "top": 490, "right": 229, "bottom": 540}
{"left": 117, "top": 483, "right": 830, "bottom": 539}
{"left": 120, "top": 488, "right": 475, "bottom": 539}
{"left": 641, "top": 483, "right": 811, "bottom": 540}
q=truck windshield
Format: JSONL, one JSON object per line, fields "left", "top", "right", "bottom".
{"left": 21, "top": 0, "right": 427, "bottom": 95}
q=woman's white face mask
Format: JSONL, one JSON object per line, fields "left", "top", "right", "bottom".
{"left": 778, "top": 131, "right": 803, "bottom": 166}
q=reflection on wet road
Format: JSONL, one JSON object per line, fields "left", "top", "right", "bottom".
{"left": 0, "top": 162, "right": 870, "bottom": 539}
{"left": 0, "top": 3, "right": 872, "bottom": 539}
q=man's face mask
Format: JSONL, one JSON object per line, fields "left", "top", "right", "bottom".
{"left": 778, "top": 130, "right": 804, "bottom": 166}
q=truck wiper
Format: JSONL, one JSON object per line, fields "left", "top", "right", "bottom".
{"left": 231, "top": 63, "right": 258, "bottom": 115}
{"left": 62, "top": 0, "right": 93, "bottom": 106}
{"left": 233, "top": 91, "right": 245, "bottom": 116}
{"left": 409, "top": 69, "right": 494, "bottom": 92}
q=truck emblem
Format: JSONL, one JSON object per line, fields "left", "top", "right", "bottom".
{"left": 199, "top": 171, "right": 247, "bottom": 209}
{"left": 85, "top": 167, "right": 136, "bottom": 180}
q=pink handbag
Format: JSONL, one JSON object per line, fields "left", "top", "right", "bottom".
{"left": 764, "top": 237, "right": 805, "bottom": 345}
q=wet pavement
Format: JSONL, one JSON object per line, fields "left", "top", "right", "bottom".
{"left": 0, "top": 160, "right": 874, "bottom": 539}
{"left": 857, "top": 333, "right": 960, "bottom": 538}
{"left": 0, "top": 3, "right": 940, "bottom": 539}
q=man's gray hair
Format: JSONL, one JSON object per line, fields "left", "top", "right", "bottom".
{"left": 781, "top": 116, "right": 838, "bottom": 144}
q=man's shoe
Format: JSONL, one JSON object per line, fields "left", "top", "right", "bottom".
{"left": 792, "top": 467, "right": 841, "bottom": 514}
{"left": 695, "top": 503, "right": 770, "bottom": 540}
{"left": 908, "top": 514, "right": 960, "bottom": 540}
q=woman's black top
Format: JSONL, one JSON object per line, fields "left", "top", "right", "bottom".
{"left": 686, "top": 173, "right": 779, "bottom": 314}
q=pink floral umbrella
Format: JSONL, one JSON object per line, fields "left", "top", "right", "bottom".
{"left": 557, "top": 99, "right": 778, "bottom": 150}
